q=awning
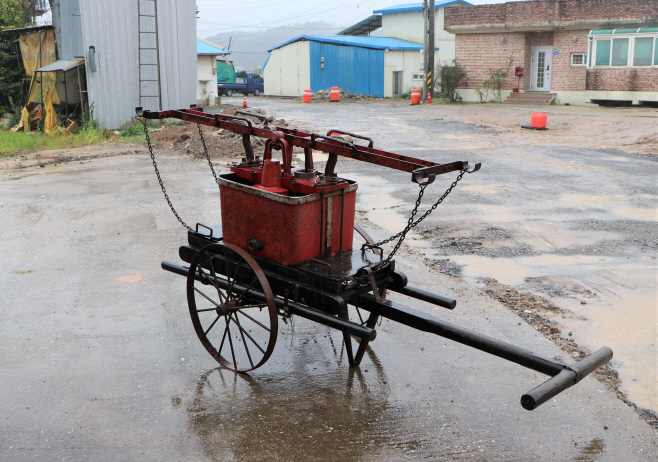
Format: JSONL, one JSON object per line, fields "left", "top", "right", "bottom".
{"left": 35, "top": 59, "right": 85, "bottom": 73}
{"left": 590, "top": 26, "right": 658, "bottom": 35}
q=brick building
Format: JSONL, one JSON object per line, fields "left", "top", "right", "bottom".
{"left": 444, "top": 0, "right": 658, "bottom": 105}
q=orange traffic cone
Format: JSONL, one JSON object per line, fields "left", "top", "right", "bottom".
{"left": 243, "top": 95, "right": 248, "bottom": 108}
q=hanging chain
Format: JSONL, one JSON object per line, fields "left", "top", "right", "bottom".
{"left": 363, "top": 169, "right": 467, "bottom": 266}
{"left": 197, "top": 124, "right": 220, "bottom": 185}
{"left": 137, "top": 117, "right": 193, "bottom": 232}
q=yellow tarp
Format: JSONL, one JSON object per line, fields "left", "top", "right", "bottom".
{"left": 18, "top": 30, "right": 60, "bottom": 105}
{"left": 9, "top": 107, "right": 31, "bottom": 134}
{"left": 44, "top": 89, "right": 67, "bottom": 136}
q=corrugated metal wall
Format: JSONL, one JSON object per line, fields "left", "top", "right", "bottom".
{"left": 78, "top": 0, "right": 195, "bottom": 129}
{"left": 309, "top": 42, "right": 384, "bottom": 97}
{"left": 52, "top": 0, "right": 84, "bottom": 61}
{"left": 263, "top": 41, "right": 310, "bottom": 96}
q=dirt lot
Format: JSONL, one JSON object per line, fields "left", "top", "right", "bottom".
{"left": 1, "top": 98, "right": 656, "bottom": 460}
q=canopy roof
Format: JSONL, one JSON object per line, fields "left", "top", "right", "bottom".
{"left": 35, "top": 59, "right": 84, "bottom": 73}
{"left": 590, "top": 26, "right": 658, "bottom": 35}
{"left": 338, "top": 15, "right": 382, "bottom": 36}
{"left": 268, "top": 35, "right": 432, "bottom": 52}
{"left": 197, "top": 38, "right": 229, "bottom": 55}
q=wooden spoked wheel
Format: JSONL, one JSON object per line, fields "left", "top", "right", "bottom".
{"left": 187, "top": 243, "right": 278, "bottom": 372}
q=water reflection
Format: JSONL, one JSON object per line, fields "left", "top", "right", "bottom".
{"left": 186, "top": 329, "right": 396, "bottom": 461}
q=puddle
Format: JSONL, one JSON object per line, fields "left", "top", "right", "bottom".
{"left": 561, "top": 193, "right": 657, "bottom": 221}
{"left": 347, "top": 172, "right": 408, "bottom": 233}
{"left": 340, "top": 171, "right": 657, "bottom": 413}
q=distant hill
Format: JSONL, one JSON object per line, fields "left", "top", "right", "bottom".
{"left": 204, "top": 21, "right": 345, "bottom": 71}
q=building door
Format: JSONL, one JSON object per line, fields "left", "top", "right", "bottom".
{"left": 393, "top": 71, "right": 403, "bottom": 95}
{"left": 530, "top": 46, "right": 552, "bottom": 91}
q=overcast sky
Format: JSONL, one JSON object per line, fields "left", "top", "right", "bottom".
{"left": 196, "top": 0, "right": 527, "bottom": 36}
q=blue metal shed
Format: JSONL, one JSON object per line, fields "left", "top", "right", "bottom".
{"left": 266, "top": 35, "right": 425, "bottom": 97}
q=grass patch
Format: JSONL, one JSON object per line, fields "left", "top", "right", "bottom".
{"left": 12, "top": 269, "right": 34, "bottom": 274}
{"left": 0, "top": 120, "right": 160, "bottom": 157}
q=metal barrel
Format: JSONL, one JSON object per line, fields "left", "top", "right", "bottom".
{"left": 388, "top": 285, "right": 456, "bottom": 310}
{"left": 521, "top": 347, "right": 613, "bottom": 410}
{"left": 161, "top": 260, "right": 376, "bottom": 341}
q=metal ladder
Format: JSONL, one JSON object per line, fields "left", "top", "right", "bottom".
{"left": 138, "top": 0, "right": 162, "bottom": 111}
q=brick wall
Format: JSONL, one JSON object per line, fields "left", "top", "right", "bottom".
{"left": 551, "top": 30, "right": 589, "bottom": 91}
{"left": 455, "top": 32, "right": 525, "bottom": 89}
{"left": 445, "top": 0, "right": 658, "bottom": 27}
{"left": 586, "top": 69, "right": 658, "bottom": 91}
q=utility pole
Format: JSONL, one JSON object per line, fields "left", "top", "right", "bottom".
{"left": 422, "top": 0, "right": 429, "bottom": 102}
{"left": 427, "top": 0, "right": 435, "bottom": 104}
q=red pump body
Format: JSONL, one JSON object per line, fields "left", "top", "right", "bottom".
{"left": 136, "top": 107, "right": 478, "bottom": 267}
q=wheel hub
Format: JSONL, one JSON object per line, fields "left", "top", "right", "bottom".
{"left": 217, "top": 299, "right": 237, "bottom": 316}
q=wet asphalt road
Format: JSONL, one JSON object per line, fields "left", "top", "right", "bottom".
{"left": 1, "top": 98, "right": 657, "bottom": 461}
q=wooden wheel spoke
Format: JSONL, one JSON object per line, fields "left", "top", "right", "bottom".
{"left": 204, "top": 314, "right": 222, "bottom": 337}
{"left": 227, "top": 257, "right": 243, "bottom": 296}
{"left": 187, "top": 243, "right": 277, "bottom": 372}
{"left": 225, "top": 317, "right": 237, "bottom": 367}
{"left": 232, "top": 312, "right": 267, "bottom": 355}
{"left": 235, "top": 308, "right": 271, "bottom": 332}
{"left": 222, "top": 247, "right": 233, "bottom": 298}
{"left": 196, "top": 307, "right": 219, "bottom": 313}
{"left": 194, "top": 286, "right": 221, "bottom": 308}
{"left": 217, "top": 319, "right": 229, "bottom": 356}
{"left": 236, "top": 277, "right": 259, "bottom": 304}
{"left": 205, "top": 258, "right": 227, "bottom": 304}
{"left": 230, "top": 313, "right": 255, "bottom": 368}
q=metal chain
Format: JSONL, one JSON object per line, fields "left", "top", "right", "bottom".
{"left": 137, "top": 117, "right": 194, "bottom": 232}
{"left": 363, "top": 170, "right": 467, "bottom": 266}
{"left": 197, "top": 124, "right": 220, "bottom": 185}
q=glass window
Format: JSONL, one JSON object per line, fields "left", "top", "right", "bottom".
{"left": 571, "top": 54, "right": 586, "bottom": 65}
{"left": 655, "top": 38, "right": 658, "bottom": 65}
{"left": 634, "top": 37, "right": 654, "bottom": 66}
{"left": 595, "top": 39, "right": 611, "bottom": 65}
{"left": 611, "top": 38, "right": 629, "bottom": 66}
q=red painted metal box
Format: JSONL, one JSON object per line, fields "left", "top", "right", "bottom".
{"left": 218, "top": 173, "right": 357, "bottom": 266}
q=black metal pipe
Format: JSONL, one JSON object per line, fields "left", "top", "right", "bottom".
{"left": 389, "top": 285, "right": 456, "bottom": 310}
{"left": 353, "top": 294, "right": 565, "bottom": 377}
{"left": 161, "top": 260, "right": 376, "bottom": 341}
{"left": 521, "top": 347, "right": 613, "bottom": 410}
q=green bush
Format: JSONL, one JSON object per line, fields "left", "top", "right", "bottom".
{"left": 436, "top": 60, "right": 467, "bottom": 103}
{"left": 477, "top": 57, "right": 514, "bottom": 103}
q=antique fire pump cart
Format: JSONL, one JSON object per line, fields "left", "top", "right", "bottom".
{"left": 136, "top": 106, "right": 612, "bottom": 411}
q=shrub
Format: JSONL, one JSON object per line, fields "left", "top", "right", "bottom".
{"left": 477, "top": 57, "right": 514, "bottom": 103}
{"left": 436, "top": 60, "right": 467, "bottom": 103}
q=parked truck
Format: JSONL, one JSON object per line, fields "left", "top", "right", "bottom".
{"left": 217, "top": 72, "right": 264, "bottom": 96}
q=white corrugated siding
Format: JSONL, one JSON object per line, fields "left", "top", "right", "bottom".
{"left": 79, "top": 0, "right": 195, "bottom": 129}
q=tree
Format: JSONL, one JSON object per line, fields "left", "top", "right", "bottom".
{"left": 0, "top": 0, "right": 32, "bottom": 113}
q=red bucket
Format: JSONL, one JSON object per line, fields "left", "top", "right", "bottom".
{"left": 531, "top": 113, "right": 547, "bottom": 129}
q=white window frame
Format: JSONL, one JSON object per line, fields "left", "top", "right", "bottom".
{"left": 588, "top": 32, "right": 658, "bottom": 69}
{"left": 412, "top": 73, "right": 425, "bottom": 81}
{"left": 571, "top": 53, "right": 587, "bottom": 66}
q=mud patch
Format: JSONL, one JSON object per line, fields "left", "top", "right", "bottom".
{"left": 428, "top": 258, "right": 463, "bottom": 277}
{"left": 419, "top": 225, "right": 535, "bottom": 257}
{"left": 150, "top": 108, "right": 291, "bottom": 161}
{"left": 573, "top": 438, "right": 606, "bottom": 462}
{"left": 408, "top": 118, "right": 505, "bottom": 136}
{"left": 482, "top": 278, "right": 658, "bottom": 431}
